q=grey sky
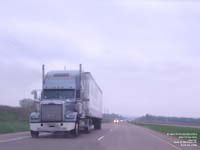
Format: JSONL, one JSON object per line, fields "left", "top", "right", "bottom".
{"left": 0, "top": 0, "right": 200, "bottom": 117}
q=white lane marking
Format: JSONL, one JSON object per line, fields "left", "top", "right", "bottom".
{"left": 148, "top": 132, "right": 182, "bottom": 150}
{"left": 97, "top": 136, "right": 104, "bottom": 141}
{"left": 0, "top": 136, "right": 30, "bottom": 143}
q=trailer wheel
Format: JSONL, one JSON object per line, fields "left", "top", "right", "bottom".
{"left": 31, "top": 131, "right": 39, "bottom": 138}
{"left": 94, "top": 119, "right": 102, "bottom": 130}
{"left": 84, "top": 126, "right": 90, "bottom": 134}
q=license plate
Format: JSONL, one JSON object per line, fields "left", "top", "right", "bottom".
{"left": 48, "top": 123, "right": 56, "bottom": 127}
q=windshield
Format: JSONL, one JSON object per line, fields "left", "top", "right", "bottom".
{"left": 43, "top": 89, "right": 75, "bottom": 99}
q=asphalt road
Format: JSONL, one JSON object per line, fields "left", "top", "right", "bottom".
{"left": 0, "top": 123, "right": 198, "bottom": 150}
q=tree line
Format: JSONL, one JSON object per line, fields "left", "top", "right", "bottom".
{"left": 134, "top": 114, "right": 200, "bottom": 126}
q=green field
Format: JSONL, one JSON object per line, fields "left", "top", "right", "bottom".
{"left": 0, "top": 121, "right": 29, "bottom": 133}
{"left": 136, "top": 123, "right": 200, "bottom": 143}
{"left": 0, "top": 110, "right": 29, "bottom": 133}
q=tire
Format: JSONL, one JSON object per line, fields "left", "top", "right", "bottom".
{"left": 83, "top": 119, "right": 91, "bottom": 134}
{"left": 31, "top": 131, "right": 39, "bottom": 138}
{"left": 84, "top": 126, "right": 90, "bottom": 134}
{"left": 71, "top": 122, "right": 79, "bottom": 137}
{"left": 94, "top": 119, "right": 102, "bottom": 130}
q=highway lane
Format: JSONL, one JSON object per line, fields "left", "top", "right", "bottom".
{"left": 0, "top": 123, "right": 198, "bottom": 150}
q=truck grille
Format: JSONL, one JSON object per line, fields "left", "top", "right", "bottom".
{"left": 41, "top": 104, "right": 63, "bottom": 122}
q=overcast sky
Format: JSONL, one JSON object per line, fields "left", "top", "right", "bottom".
{"left": 0, "top": 0, "right": 200, "bottom": 118}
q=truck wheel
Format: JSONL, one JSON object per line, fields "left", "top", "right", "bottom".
{"left": 72, "top": 122, "right": 79, "bottom": 137}
{"left": 31, "top": 131, "right": 39, "bottom": 138}
{"left": 84, "top": 119, "right": 91, "bottom": 133}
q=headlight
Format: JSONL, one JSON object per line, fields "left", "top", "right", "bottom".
{"left": 65, "top": 113, "right": 76, "bottom": 119}
{"left": 113, "top": 119, "right": 119, "bottom": 123}
{"left": 30, "top": 112, "right": 40, "bottom": 120}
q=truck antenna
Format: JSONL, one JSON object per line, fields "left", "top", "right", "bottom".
{"left": 42, "top": 64, "right": 45, "bottom": 89}
{"left": 79, "top": 64, "right": 82, "bottom": 100}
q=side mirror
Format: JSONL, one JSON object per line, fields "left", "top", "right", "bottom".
{"left": 31, "top": 90, "right": 38, "bottom": 100}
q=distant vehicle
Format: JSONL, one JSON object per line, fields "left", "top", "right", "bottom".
{"left": 113, "top": 119, "right": 119, "bottom": 124}
{"left": 29, "top": 64, "right": 103, "bottom": 138}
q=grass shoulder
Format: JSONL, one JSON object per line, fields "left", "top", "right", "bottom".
{"left": 134, "top": 123, "right": 200, "bottom": 143}
{"left": 0, "top": 121, "right": 29, "bottom": 134}
{"left": 0, "top": 110, "right": 29, "bottom": 134}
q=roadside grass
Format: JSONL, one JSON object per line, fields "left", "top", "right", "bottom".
{"left": 135, "top": 123, "right": 200, "bottom": 143}
{"left": 0, "top": 111, "right": 29, "bottom": 133}
{"left": 0, "top": 121, "right": 29, "bottom": 133}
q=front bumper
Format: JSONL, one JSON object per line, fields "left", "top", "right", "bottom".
{"left": 30, "top": 122, "right": 75, "bottom": 132}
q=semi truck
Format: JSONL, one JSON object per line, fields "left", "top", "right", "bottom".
{"left": 29, "top": 64, "right": 103, "bottom": 138}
